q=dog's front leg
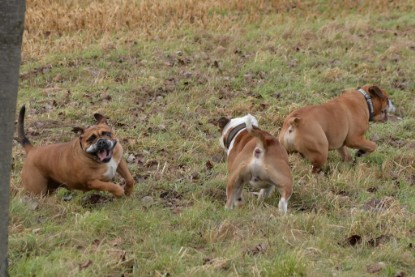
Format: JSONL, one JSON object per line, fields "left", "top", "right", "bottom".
{"left": 87, "top": 180, "right": 125, "bottom": 197}
{"left": 116, "top": 159, "right": 135, "bottom": 195}
{"left": 346, "top": 136, "right": 376, "bottom": 157}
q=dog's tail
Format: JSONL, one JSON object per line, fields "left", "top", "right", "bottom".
{"left": 17, "top": 105, "right": 34, "bottom": 154}
{"left": 246, "top": 114, "right": 266, "bottom": 158}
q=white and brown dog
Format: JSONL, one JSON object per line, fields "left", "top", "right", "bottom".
{"left": 279, "top": 85, "right": 396, "bottom": 173}
{"left": 218, "top": 114, "right": 293, "bottom": 213}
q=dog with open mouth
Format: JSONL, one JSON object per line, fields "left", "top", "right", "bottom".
{"left": 17, "top": 105, "right": 135, "bottom": 197}
{"left": 218, "top": 114, "right": 293, "bottom": 213}
{"left": 279, "top": 85, "right": 396, "bottom": 173}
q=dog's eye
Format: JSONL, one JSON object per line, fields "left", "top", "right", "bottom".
{"left": 87, "top": 135, "right": 97, "bottom": 143}
{"left": 102, "top": 131, "right": 112, "bottom": 138}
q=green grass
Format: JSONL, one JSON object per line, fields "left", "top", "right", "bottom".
{"left": 10, "top": 3, "right": 415, "bottom": 277}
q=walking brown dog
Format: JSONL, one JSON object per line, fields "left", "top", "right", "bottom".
{"left": 279, "top": 85, "right": 395, "bottom": 173}
{"left": 219, "top": 114, "right": 293, "bottom": 213}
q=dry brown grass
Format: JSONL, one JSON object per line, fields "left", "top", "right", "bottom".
{"left": 23, "top": 0, "right": 414, "bottom": 59}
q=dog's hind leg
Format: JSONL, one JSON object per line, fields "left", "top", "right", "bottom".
{"left": 267, "top": 170, "right": 292, "bottom": 214}
{"left": 22, "top": 167, "right": 48, "bottom": 196}
{"left": 304, "top": 149, "right": 327, "bottom": 174}
{"left": 298, "top": 133, "right": 328, "bottom": 174}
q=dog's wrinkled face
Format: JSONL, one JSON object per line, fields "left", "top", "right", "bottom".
{"left": 83, "top": 125, "right": 117, "bottom": 163}
{"left": 73, "top": 114, "right": 117, "bottom": 163}
{"left": 365, "top": 85, "right": 395, "bottom": 122}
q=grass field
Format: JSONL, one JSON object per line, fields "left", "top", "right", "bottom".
{"left": 9, "top": 0, "right": 415, "bottom": 276}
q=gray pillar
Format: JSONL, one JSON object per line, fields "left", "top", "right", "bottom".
{"left": 0, "top": 0, "right": 26, "bottom": 275}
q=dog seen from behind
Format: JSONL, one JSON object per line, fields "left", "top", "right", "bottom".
{"left": 279, "top": 85, "right": 395, "bottom": 173}
{"left": 218, "top": 114, "right": 293, "bottom": 214}
{"left": 17, "top": 105, "right": 135, "bottom": 197}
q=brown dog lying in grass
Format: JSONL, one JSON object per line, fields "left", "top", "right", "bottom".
{"left": 279, "top": 85, "right": 395, "bottom": 173}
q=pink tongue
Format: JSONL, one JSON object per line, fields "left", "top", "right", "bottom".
{"left": 98, "top": 150, "right": 108, "bottom": 161}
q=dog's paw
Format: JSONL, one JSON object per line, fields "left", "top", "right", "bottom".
{"left": 124, "top": 185, "right": 134, "bottom": 196}
{"left": 113, "top": 186, "right": 125, "bottom": 198}
{"left": 124, "top": 180, "right": 134, "bottom": 196}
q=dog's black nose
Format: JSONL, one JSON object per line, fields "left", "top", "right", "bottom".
{"left": 97, "top": 139, "right": 107, "bottom": 148}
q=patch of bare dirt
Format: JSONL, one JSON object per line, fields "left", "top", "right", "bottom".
{"left": 200, "top": 187, "right": 226, "bottom": 203}
{"left": 202, "top": 257, "right": 230, "bottom": 270}
{"left": 376, "top": 135, "right": 406, "bottom": 148}
{"left": 367, "top": 234, "right": 392, "bottom": 247}
{"left": 340, "top": 235, "right": 362, "bottom": 247}
{"left": 340, "top": 234, "right": 393, "bottom": 248}
{"left": 159, "top": 189, "right": 192, "bottom": 213}
{"left": 81, "top": 193, "right": 113, "bottom": 208}
{"left": 20, "top": 64, "right": 52, "bottom": 80}
{"left": 363, "top": 197, "right": 395, "bottom": 212}
{"left": 245, "top": 242, "right": 268, "bottom": 256}
{"left": 366, "top": 262, "right": 386, "bottom": 274}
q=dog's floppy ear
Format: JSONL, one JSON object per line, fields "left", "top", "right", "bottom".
{"left": 289, "top": 117, "right": 301, "bottom": 127}
{"left": 94, "top": 113, "right": 108, "bottom": 124}
{"left": 368, "top": 86, "right": 385, "bottom": 100}
{"left": 72, "top": 127, "right": 84, "bottom": 136}
{"left": 218, "top": 117, "right": 230, "bottom": 130}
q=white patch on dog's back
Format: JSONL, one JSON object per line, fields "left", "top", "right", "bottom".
{"left": 282, "top": 126, "right": 296, "bottom": 152}
{"left": 104, "top": 158, "right": 118, "bottom": 179}
{"left": 220, "top": 114, "right": 259, "bottom": 155}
